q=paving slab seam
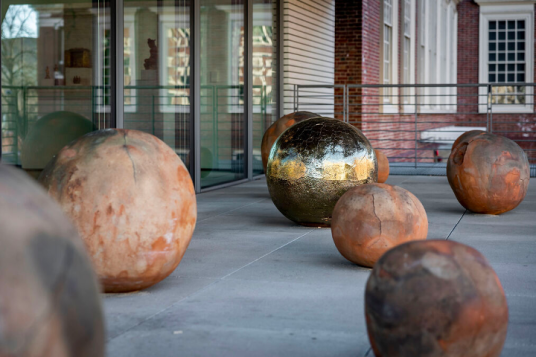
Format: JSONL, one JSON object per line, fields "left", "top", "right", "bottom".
{"left": 107, "top": 229, "right": 315, "bottom": 343}
{"left": 445, "top": 209, "right": 467, "bottom": 240}
{"left": 196, "top": 198, "right": 269, "bottom": 223}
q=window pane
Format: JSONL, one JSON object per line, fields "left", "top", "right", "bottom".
{"left": 123, "top": 0, "right": 192, "bottom": 173}
{"left": 498, "top": 32, "right": 505, "bottom": 40}
{"left": 498, "top": 64, "right": 505, "bottom": 72}
{"left": 489, "top": 64, "right": 496, "bottom": 72}
{"left": 1, "top": 0, "right": 111, "bottom": 168}
{"left": 253, "top": 0, "right": 277, "bottom": 175}
{"left": 490, "top": 32, "right": 496, "bottom": 40}
{"left": 518, "top": 42, "right": 525, "bottom": 51}
{"left": 490, "top": 42, "right": 496, "bottom": 51}
{"left": 518, "top": 53, "right": 525, "bottom": 61}
{"left": 508, "top": 73, "right": 515, "bottom": 82}
{"left": 499, "top": 42, "right": 505, "bottom": 51}
{"left": 517, "top": 73, "right": 524, "bottom": 82}
{"left": 489, "top": 74, "right": 496, "bottom": 82}
{"left": 508, "top": 42, "right": 515, "bottom": 51}
{"left": 518, "top": 20, "right": 525, "bottom": 29}
{"left": 489, "top": 21, "right": 496, "bottom": 30}
{"left": 498, "top": 73, "right": 505, "bottom": 82}
{"left": 498, "top": 53, "right": 505, "bottom": 61}
{"left": 489, "top": 53, "right": 496, "bottom": 61}
{"left": 508, "top": 32, "right": 515, "bottom": 40}
{"left": 200, "top": 0, "right": 245, "bottom": 188}
{"left": 518, "top": 31, "right": 525, "bottom": 40}
{"left": 508, "top": 20, "right": 515, "bottom": 29}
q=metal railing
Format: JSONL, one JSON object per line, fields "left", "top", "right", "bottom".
{"left": 294, "top": 83, "right": 536, "bottom": 177}
{"left": 1, "top": 84, "right": 271, "bottom": 169}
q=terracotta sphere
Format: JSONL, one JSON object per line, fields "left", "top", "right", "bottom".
{"left": 331, "top": 183, "right": 427, "bottom": 267}
{"left": 40, "top": 129, "right": 197, "bottom": 293}
{"left": 365, "top": 240, "right": 508, "bottom": 357}
{"left": 267, "top": 117, "right": 377, "bottom": 227}
{"left": 21, "top": 111, "right": 95, "bottom": 178}
{"left": 261, "top": 111, "right": 319, "bottom": 170}
{"left": 375, "top": 149, "right": 389, "bottom": 183}
{"left": 0, "top": 164, "right": 104, "bottom": 357}
{"left": 447, "top": 131, "right": 530, "bottom": 214}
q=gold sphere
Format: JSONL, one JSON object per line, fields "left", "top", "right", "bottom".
{"left": 266, "top": 117, "right": 377, "bottom": 227}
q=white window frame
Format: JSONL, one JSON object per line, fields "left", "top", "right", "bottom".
{"left": 380, "top": 0, "right": 399, "bottom": 113}
{"left": 418, "top": 0, "right": 458, "bottom": 114}
{"left": 402, "top": 0, "right": 416, "bottom": 113}
{"left": 478, "top": 4, "right": 534, "bottom": 113}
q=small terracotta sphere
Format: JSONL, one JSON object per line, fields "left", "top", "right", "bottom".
{"left": 447, "top": 131, "right": 530, "bottom": 214}
{"left": 365, "top": 240, "right": 509, "bottom": 357}
{"left": 0, "top": 164, "right": 104, "bottom": 357}
{"left": 331, "top": 183, "right": 427, "bottom": 267}
{"left": 40, "top": 129, "right": 197, "bottom": 293}
{"left": 260, "top": 111, "right": 319, "bottom": 170}
{"left": 375, "top": 149, "right": 389, "bottom": 183}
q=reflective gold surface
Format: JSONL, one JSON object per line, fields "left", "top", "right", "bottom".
{"left": 266, "top": 117, "right": 377, "bottom": 226}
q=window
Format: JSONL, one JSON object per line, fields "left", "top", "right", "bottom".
{"left": 479, "top": 5, "right": 534, "bottom": 113}
{"left": 383, "top": 0, "right": 393, "bottom": 88}
{"left": 381, "top": 0, "right": 398, "bottom": 110}
{"left": 403, "top": 0, "right": 411, "bottom": 101}
{"left": 417, "top": 0, "right": 457, "bottom": 112}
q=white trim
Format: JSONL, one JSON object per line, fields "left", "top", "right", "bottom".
{"left": 380, "top": 0, "right": 399, "bottom": 112}
{"left": 478, "top": 6, "right": 534, "bottom": 113}
{"left": 403, "top": 0, "right": 417, "bottom": 113}
{"left": 417, "top": 0, "right": 457, "bottom": 114}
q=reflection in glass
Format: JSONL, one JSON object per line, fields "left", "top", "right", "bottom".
{"left": 253, "top": 0, "right": 277, "bottom": 175}
{"left": 200, "top": 0, "right": 245, "bottom": 188}
{"left": 123, "top": 0, "right": 191, "bottom": 172}
{"left": 1, "top": 0, "right": 110, "bottom": 173}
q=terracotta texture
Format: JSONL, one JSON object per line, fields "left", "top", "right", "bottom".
{"left": 447, "top": 131, "right": 530, "bottom": 214}
{"left": 365, "top": 240, "right": 508, "bottom": 357}
{"left": 261, "top": 111, "right": 319, "bottom": 170}
{"left": 40, "top": 129, "right": 197, "bottom": 293}
{"left": 375, "top": 149, "right": 389, "bottom": 183}
{"left": 0, "top": 164, "right": 104, "bottom": 357}
{"left": 331, "top": 183, "right": 427, "bottom": 267}
{"left": 266, "top": 117, "right": 377, "bottom": 227}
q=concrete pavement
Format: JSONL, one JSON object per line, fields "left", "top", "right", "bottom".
{"left": 104, "top": 176, "right": 536, "bottom": 357}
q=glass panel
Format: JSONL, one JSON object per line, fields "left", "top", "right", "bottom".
{"left": 200, "top": 0, "right": 245, "bottom": 188}
{"left": 1, "top": 0, "right": 111, "bottom": 174}
{"left": 123, "top": 0, "right": 191, "bottom": 173}
{"left": 253, "top": 0, "right": 277, "bottom": 176}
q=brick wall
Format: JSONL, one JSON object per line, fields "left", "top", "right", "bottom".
{"left": 332, "top": 0, "right": 536, "bottom": 164}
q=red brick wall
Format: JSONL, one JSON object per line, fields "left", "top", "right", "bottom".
{"left": 333, "top": 0, "right": 536, "bottom": 164}
{"left": 456, "top": 0, "right": 536, "bottom": 164}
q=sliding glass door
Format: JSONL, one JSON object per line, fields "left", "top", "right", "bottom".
{"left": 199, "top": 0, "right": 245, "bottom": 188}
{"left": 123, "top": 0, "right": 191, "bottom": 172}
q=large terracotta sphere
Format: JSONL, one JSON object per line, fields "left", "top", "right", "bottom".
{"left": 0, "top": 164, "right": 104, "bottom": 356}
{"left": 447, "top": 131, "right": 530, "bottom": 214}
{"left": 266, "top": 117, "right": 377, "bottom": 227}
{"left": 261, "top": 111, "right": 319, "bottom": 170}
{"left": 365, "top": 240, "right": 508, "bottom": 357}
{"left": 39, "top": 129, "right": 197, "bottom": 293}
{"left": 331, "top": 183, "right": 427, "bottom": 267}
{"left": 21, "top": 111, "right": 95, "bottom": 178}
{"left": 375, "top": 149, "right": 389, "bottom": 183}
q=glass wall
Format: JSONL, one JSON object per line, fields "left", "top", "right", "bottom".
{"left": 1, "top": 0, "right": 278, "bottom": 189}
{"left": 200, "top": 0, "right": 245, "bottom": 188}
{"left": 1, "top": 0, "right": 111, "bottom": 177}
{"left": 123, "top": 0, "right": 191, "bottom": 172}
{"left": 253, "top": 0, "right": 277, "bottom": 175}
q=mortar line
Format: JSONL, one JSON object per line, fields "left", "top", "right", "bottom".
{"left": 446, "top": 209, "right": 467, "bottom": 240}
{"left": 106, "top": 228, "right": 314, "bottom": 343}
